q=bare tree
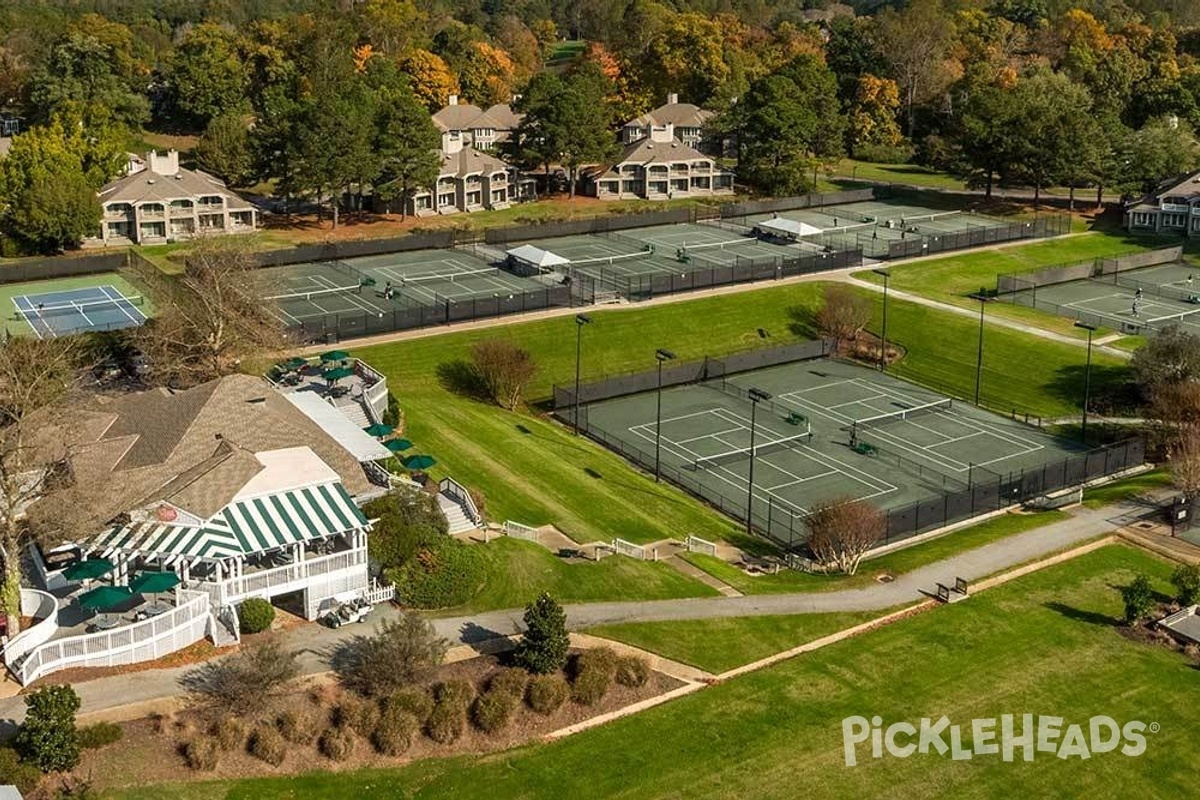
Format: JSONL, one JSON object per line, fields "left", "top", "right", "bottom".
{"left": 805, "top": 498, "right": 885, "bottom": 575}
{"left": 131, "top": 236, "right": 286, "bottom": 388}
{"left": 0, "top": 337, "right": 86, "bottom": 634}
{"left": 331, "top": 612, "right": 448, "bottom": 698}
{"left": 814, "top": 284, "right": 873, "bottom": 349}
{"left": 1167, "top": 426, "right": 1200, "bottom": 503}
{"left": 180, "top": 636, "right": 300, "bottom": 717}
{"left": 469, "top": 339, "right": 537, "bottom": 411}
{"left": 874, "top": 0, "right": 957, "bottom": 137}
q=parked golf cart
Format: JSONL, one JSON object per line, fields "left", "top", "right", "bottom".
{"left": 321, "top": 595, "right": 373, "bottom": 628}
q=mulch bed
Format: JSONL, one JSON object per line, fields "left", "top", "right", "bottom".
{"left": 78, "top": 649, "right": 682, "bottom": 791}
{"left": 24, "top": 640, "right": 236, "bottom": 691}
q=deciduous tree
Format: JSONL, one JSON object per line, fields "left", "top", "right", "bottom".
{"left": 469, "top": 339, "right": 537, "bottom": 410}
{"left": 181, "top": 636, "right": 300, "bottom": 716}
{"left": 875, "top": 0, "right": 957, "bottom": 137}
{"left": 805, "top": 498, "right": 885, "bottom": 575}
{"left": 332, "top": 614, "right": 448, "bottom": 697}
{"left": 166, "top": 22, "right": 247, "bottom": 128}
{"left": 195, "top": 113, "right": 255, "bottom": 187}
{"left": 399, "top": 49, "right": 460, "bottom": 111}
{"left": 848, "top": 74, "right": 904, "bottom": 154}
{"left": 640, "top": 13, "right": 729, "bottom": 105}
{"left": 814, "top": 284, "right": 872, "bottom": 348}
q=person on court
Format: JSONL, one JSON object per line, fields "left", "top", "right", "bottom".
{"left": 1132, "top": 297, "right": 1141, "bottom": 317}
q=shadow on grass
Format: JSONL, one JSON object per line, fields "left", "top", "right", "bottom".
{"left": 1046, "top": 363, "right": 1139, "bottom": 418}
{"left": 436, "top": 359, "right": 488, "bottom": 400}
{"left": 1044, "top": 600, "right": 1120, "bottom": 628}
{"left": 787, "top": 305, "right": 819, "bottom": 339}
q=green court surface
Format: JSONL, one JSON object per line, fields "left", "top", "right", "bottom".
{"left": 581, "top": 359, "right": 1084, "bottom": 527}
{"left": 0, "top": 272, "right": 153, "bottom": 337}
{"left": 1003, "top": 261, "right": 1200, "bottom": 336}
{"left": 257, "top": 250, "right": 548, "bottom": 325}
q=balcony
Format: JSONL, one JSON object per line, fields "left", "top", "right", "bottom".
{"left": 185, "top": 548, "right": 367, "bottom": 608}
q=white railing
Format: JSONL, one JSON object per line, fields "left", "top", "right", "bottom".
{"left": 3, "top": 589, "right": 60, "bottom": 666}
{"left": 612, "top": 538, "right": 655, "bottom": 561}
{"left": 439, "top": 477, "right": 481, "bottom": 525}
{"left": 187, "top": 549, "right": 367, "bottom": 607}
{"left": 363, "top": 580, "right": 395, "bottom": 604}
{"left": 16, "top": 590, "right": 211, "bottom": 686}
{"left": 354, "top": 360, "right": 390, "bottom": 422}
{"left": 504, "top": 521, "right": 540, "bottom": 543}
{"left": 684, "top": 534, "right": 717, "bottom": 557}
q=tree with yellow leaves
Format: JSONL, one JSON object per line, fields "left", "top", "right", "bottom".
{"left": 848, "top": 74, "right": 903, "bottom": 154}
{"left": 399, "top": 49, "right": 460, "bottom": 111}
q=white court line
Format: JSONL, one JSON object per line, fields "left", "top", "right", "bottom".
{"left": 11, "top": 296, "right": 44, "bottom": 340}
{"left": 98, "top": 285, "right": 145, "bottom": 324}
{"left": 311, "top": 275, "right": 387, "bottom": 314}
{"left": 72, "top": 301, "right": 95, "bottom": 327}
{"left": 863, "top": 379, "right": 1046, "bottom": 450}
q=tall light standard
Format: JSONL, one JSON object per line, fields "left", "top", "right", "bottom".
{"left": 1075, "top": 321, "right": 1097, "bottom": 443}
{"left": 572, "top": 314, "right": 592, "bottom": 436}
{"left": 968, "top": 292, "right": 989, "bottom": 406}
{"left": 653, "top": 348, "right": 677, "bottom": 482}
{"left": 873, "top": 267, "right": 890, "bottom": 371}
{"left": 745, "top": 387, "right": 772, "bottom": 535}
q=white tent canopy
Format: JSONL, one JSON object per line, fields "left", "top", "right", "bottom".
{"left": 507, "top": 244, "right": 570, "bottom": 268}
{"left": 756, "top": 217, "right": 824, "bottom": 239}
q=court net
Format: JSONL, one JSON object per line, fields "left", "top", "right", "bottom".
{"left": 14, "top": 295, "right": 144, "bottom": 319}
{"left": 1144, "top": 306, "right": 1200, "bottom": 326}
{"left": 852, "top": 398, "right": 953, "bottom": 436}
{"left": 816, "top": 221, "right": 875, "bottom": 237}
{"left": 900, "top": 211, "right": 962, "bottom": 228}
{"left": 601, "top": 230, "right": 654, "bottom": 252}
{"left": 326, "top": 259, "right": 371, "bottom": 285}
{"left": 265, "top": 284, "right": 361, "bottom": 303}
{"left": 1105, "top": 274, "right": 1199, "bottom": 304}
{"left": 398, "top": 267, "right": 500, "bottom": 284}
{"left": 695, "top": 432, "right": 813, "bottom": 470}
{"left": 569, "top": 250, "right": 652, "bottom": 269}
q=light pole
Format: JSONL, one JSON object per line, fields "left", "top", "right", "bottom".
{"left": 746, "top": 387, "right": 772, "bottom": 535}
{"left": 873, "top": 267, "right": 890, "bottom": 371}
{"left": 654, "top": 348, "right": 676, "bottom": 482}
{"left": 572, "top": 314, "right": 592, "bottom": 436}
{"left": 1075, "top": 321, "right": 1096, "bottom": 444}
{"left": 968, "top": 292, "right": 989, "bottom": 406}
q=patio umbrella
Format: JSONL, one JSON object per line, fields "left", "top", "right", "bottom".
{"left": 402, "top": 454, "right": 436, "bottom": 470}
{"left": 279, "top": 357, "right": 308, "bottom": 370}
{"left": 129, "top": 571, "right": 180, "bottom": 595}
{"left": 63, "top": 558, "right": 114, "bottom": 582}
{"left": 363, "top": 423, "right": 395, "bottom": 437}
{"left": 78, "top": 585, "right": 133, "bottom": 611}
{"left": 384, "top": 438, "right": 413, "bottom": 452}
{"left": 322, "top": 366, "right": 354, "bottom": 382}
{"left": 320, "top": 350, "right": 351, "bottom": 362}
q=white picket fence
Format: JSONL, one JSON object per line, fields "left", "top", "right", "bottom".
{"left": 612, "top": 538, "right": 656, "bottom": 561}
{"left": 504, "top": 520, "right": 541, "bottom": 543}
{"left": 684, "top": 534, "right": 717, "bottom": 557}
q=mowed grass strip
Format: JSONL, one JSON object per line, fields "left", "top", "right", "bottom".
{"left": 435, "top": 537, "right": 719, "bottom": 615}
{"left": 680, "top": 510, "right": 1071, "bottom": 595}
{"left": 355, "top": 279, "right": 1126, "bottom": 544}
{"left": 587, "top": 609, "right": 898, "bottom": 674}
{"left": 107, "top": 545, "right": 1195, "bottom": 799}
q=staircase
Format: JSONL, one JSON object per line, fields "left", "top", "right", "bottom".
{"left": 334, "top": 396, "right": 372, "bottom": 428}
{"left": 210, "top": 605, "right": 241, "bottom": 647}
{"left": 437, "top": 494, "right": 477, "bottom": 535}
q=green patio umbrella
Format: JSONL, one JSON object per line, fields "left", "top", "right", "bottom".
{"left": 322, "top": 366, "right": 355, "bottom": 382}
{"left": 129, "top": 571, "right": 180, "bottom": 595}
{"left": 63, "top": 558, "right": 114, "bottom": 582}
{"left": 78, "top": 585, "right": 133, "bottom": 611}
{"left": 384, "top": 438, "right": 413, "bottom": 452}
{"left": 402, "top": 454, "right": 436, "bottom": 470}
{"left": 320, "top": 350, "right": 351, "bottom": 362}
{"left": 279, "top": 357, "right": 308, "bottom": 370}
{"left": 363, "top": 423, "right": 395, "bottom": 437}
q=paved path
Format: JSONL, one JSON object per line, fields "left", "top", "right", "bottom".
{"left": 0, "top": 502, "right": 1136, "bottom": 728}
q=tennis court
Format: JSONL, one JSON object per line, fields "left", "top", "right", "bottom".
{"left": 1002, "top": 261, "right": 1200, "bottom": 335}
{"left": 583, "top": 359, "right": 1083, "bottom": 522}
{"left": 11, "top": 284, "right": 147, "bottom": 338}
{"left": 261, "top": 249, "right": 547, "bottom": 325}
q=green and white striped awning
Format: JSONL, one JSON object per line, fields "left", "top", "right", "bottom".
{"left": 92, "top": 483, "right": 369, "bottom": 560}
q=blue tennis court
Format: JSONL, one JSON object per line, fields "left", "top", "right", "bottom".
{"left": 12, "top": 285, "right": 147, "bottom": 338}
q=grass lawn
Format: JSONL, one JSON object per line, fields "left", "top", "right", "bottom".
{"left": 1082, "top": 468, "right": 1173, "bottom": 509}
{"left": 354, "top": 279, "right": 1125, "bottom": 545}
{"left": 835, "top": 159, "right": 967, "bottom": 190}
{"left": 587, "top": 609, "right": 896, "bottom": 673}
{"left": 106, "top": 545, "right": 1195, "bottom": 799}
{"left": 437, "top": 537, "right": 719, "bottom": 614}
{"left": 679, "top": 510, "right": 1070, "bottom": 595}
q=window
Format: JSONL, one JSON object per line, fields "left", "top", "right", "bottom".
{"left": 140, "top": 203, "right": 164, "bottom": 216}
{"left": 107, "top": 203, "right": 133, "bottom": 216}
{"left": 603, "top": 181, "right": 619, "bottom": 194}
{"left": 648, "top": 181, "right": 668, "bottom": 195}
{"left": 438, "top": 193, "right": 455, "bottom": 207}
{"left": 491, "top": 189, "right": 506, "bottom": 203}
{"left": 415, "top": 195, "right": 432, "bottom": 210}
{"left": 474, "top": 128, "right": 494, "bottom": 139}
{"left": 466, "top": 191, "right": 482, "bottom": 205}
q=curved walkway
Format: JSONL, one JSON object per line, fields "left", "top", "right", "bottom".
{"left": 0, "top": 502, "right": 1132, "bottom": 727}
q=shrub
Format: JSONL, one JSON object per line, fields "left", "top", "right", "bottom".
{"left": 276, "top": 710, "right": 318, "bottom": 745}
{"left": 181, "top": 636, "right": 299, "bottom": 716}
{"left": 433, "top": 679, "right": 475, "bottom": 710}
{"left": 318, "top": 727, "right": 354, "bottom": 761}
{"left": 385, "top": 537, "right": 486, "bottom": 608}
{"left": 512, "top": 593, "right": 569, "bottom": 674}
{"left": 0, "top": 746, "right": 42, "bottom": 793}
{"left": 372, "top": 708, "right": 420, "bottom": 756}
{"left": 211, "top": 715, "right": 244, "bottom": 751}
{"left": 426, "top": 701, "right": 466, "bottom": 745}
{"left": 470, "top": 339, "right": 537, "bottom": 410}
{"left": 488, "top": 668, "right": 529, "bottom": 700}
{"left": 364, "top": 491, "right": 448, "bottom": 569}
{"left": 248, "top": 725, "right": 287, "bottom": 767}
{"left": 77, "top": 721, "right": 124, "bottom": 750}
{"left": 333, "top": 695, "right": 380, "bottom": 736}
{"left": 570, "top": 648, "right": 617, "bottom": 706}
{"left": 183, "top": 737, "right": 220, "bottom": 771}
{"left": 526, "top": 674, "right": 568, "bottom": 715}
{"left": 471, "top": 690, "right": 516, "bottom": 733}
{"left": 332, "top": 613, "right": 449, "bottom": 698}
{"left": 238, "top": 598, "right": 275, "bottom": 634}
{"left": 382, "top": 689, "right": 435, "bottom": 724}
{"left": 615, "top": 655, "right": 651, "bottom": 688}
{"left": 14, "top": 684, "right": 81, "bottom": 772}
{"left": 1121, "top": 573, "right": 1155, "bottom": 624}
{"left": 1171, "top": 563, "right": 1200, "bottom": 606}
{"left": 382, "top": 392, "right": 400, "bottom": 427}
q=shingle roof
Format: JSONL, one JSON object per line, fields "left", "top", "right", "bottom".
{"left": 626, "top": 102, "right": 712, "bottom": 130}
{"left": 433, "top": 102, "right": 523, "bottom": 132}
{"left": 482, "top": 103, "right": 521, "bottom": 129}
{"left": 440, "top": 145, "right": 512, "bottom": 179}
{"left": 99, "top": 166, "right": 255, "bottom": 210}
{"left": 615, "top": 136, "right": 716, "bottom": 167}
{"left": 28, "top": 374, "right": 371, "bottom": 538}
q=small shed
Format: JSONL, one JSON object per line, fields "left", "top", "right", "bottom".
{"left": 506, "top": 245, "right": 571, "bottom": 273}
{"left": 755, "top": 217, "right": 824, "bottom": 240}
